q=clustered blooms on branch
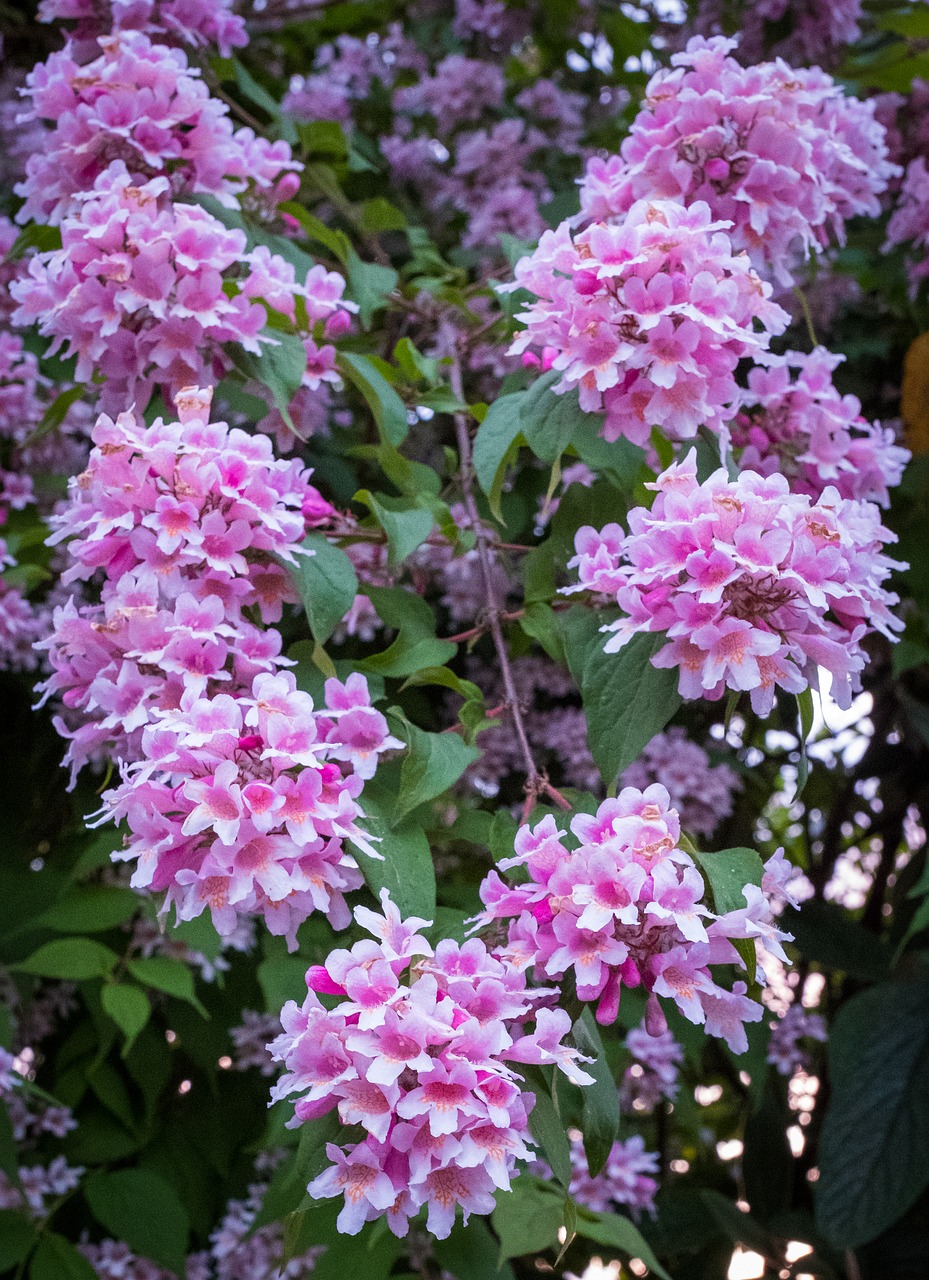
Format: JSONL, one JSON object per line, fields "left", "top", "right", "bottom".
{"left": 37, "top": 0, "right": 248, "bottom": 58}
{"left": 11, "top": 163, "right": 354, "bottom": 413}
{"left": 507, "top": 198, "right": 788, "bottom": 446}
{"left": 578, "top": 35, "right": 895, "bottom": 287}
{"left": 270, "top": 891, "right": 592, "bottom": 1239}
{"left": 731, "top": 347, "right": 909, "bottom": 507}
{"left": 477, "top": 786, "right": 791, "bottom": 1040}
{"left": 622, "top": 1020, "right": 683, "bottom": 1113}
{"left": 38, "top": 388, "right": 399, "bottom": 943}
{"left": 683, "top": 0, "right": 864, "bottom": 72}
{"left": 568, "top": 452, "right": 903, "bottom": 714}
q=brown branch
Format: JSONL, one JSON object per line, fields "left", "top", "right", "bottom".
{"left": 449, "top": 351, "right": 571, "bottom": 821}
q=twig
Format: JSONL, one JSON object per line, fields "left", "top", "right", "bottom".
{"left": 449, "top": 351, "right": 571, "bottom": 821}
{"left": 792, "top": 285, "right": 819, "bottom": 349}
{"left": 332, "top": 529, "right": 534, "bottom": 555}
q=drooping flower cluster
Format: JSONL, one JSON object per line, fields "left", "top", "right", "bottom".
{"left": 766, "top": 1002, "right": 827, "bottom": 1075}
{"left": 38, "top": 0, "right": 248, "bottom": 59}
{"left": 0, "top": 1155, "right": 85, "bottom": 1217}
{"left": 37, "top": 386, "right": 326, "bottom": 777}
{"left": 620, "top": 727, "right": 741, "bottom": 838}
{"left": 269, "top": 891, "right": 592, "bottom": 1240}
{"left": 568, "top": 452, "right": 903, "bottom": 714}
{"left": 732, "top": 348, "right": 909, "bottom": 506}
{"left": 622, "top": 1020, "right": 683, "bottom": 1113}
{"left": 16, "top": 29, "right": 297, "bottom": 225}
{"left": 11, "top": 164, "right": 353, "bottom": 413}
{"left": 99, "top": 667, "right": 399, "bottom": 945}
{"left": 477, "top": 786, "right": 789, "bottom": 1041}
{"left": 508, "top": 199, "right": 788, "bottom": 446}
{"left": 579, "top": 36, "right": 897, "bottom": 286}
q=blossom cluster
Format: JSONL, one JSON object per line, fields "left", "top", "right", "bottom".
{"left": 885, "top": 157, "right": 929, "bottom": 289}
{"left": 11, "top": 163, "right": 353, "bottom": 414}
{"left": 684, "top": 0, "right": 864, "bottom": 70}
{"left": 766, "top": 1002, "right": 827, "bottom": 1076}
{"left": 620, "top": 727, "right": 741, "bottom": 838}
{"left": 508, "top": 198, "right": 788, "bottom": 446}
{"left": 38, "top": 0, "right": 248, "bottom": 58}
{"left": 566, "top": 1133, "right": 659, "bottom": 1218}
{"left": 269, "top": 891, "right": 592, "bottom": 1239}
{"left": 16, "top": 29, "right": 297, "bottom": 225}
{"left": 37, "top": 387, "right": 319, "bottom": 775}
{"left": 568, "top": 452, "right": 903, "bottom": 714}
{"left": 477, "top": 786, "right": 790, "bottom": 1041}
{"left": 579, "top": 36, "right": 896, "bottom": 287}
{"left": 732, "top": 347, "right": 909, "bottom": 506}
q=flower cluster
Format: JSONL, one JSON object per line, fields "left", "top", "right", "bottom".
{"left": 269, "top": 891, "right": 592, "bottom": 1239}
{"left": 99, "top": 668, "right": 398, "bottom": 945}
{"left": 477, "top": 787, "right": 789, "bottom": 1041}
{"left": 37, "top": 386, "right": 325, "bottom": 776}
{"left": 685, "top": 0, "right": 864, "bottom": 70}
{"left": 508, "top": 199, "right": 788, "bottom": 446}
{"left": 886, "top": 157, "right": 929, "bottom": 290}
{"left": 622, "top": 1020, "right": 683, "bottom": 1113}
{"left": 38, "top": 0, "right": 248, "bottom": 59}
{"left": 16, "top": 29, "right": 297, "bottom": 225}
{"left": 565, "top": 1133, "right": 659, "bottom": 1218}
{"left": 579, "top": 36, "right": 896, "bottom": 286}
{"left": 11, "top": 164, "right": 353, "bottom": 413}
{"left": 620, "top": 728, "right": 741, "bottom": 838}
{"left": 568, "top": 452, "right": 903, "bottom": 714}
{"left": 0, "top": 1156, "right": 85, "bottom": 1217}
{"left": 766, "top": 1002, "right": 827, "bottom": 1076}
{"left": 732, "top": 348, "right": 909, "bottom": 506}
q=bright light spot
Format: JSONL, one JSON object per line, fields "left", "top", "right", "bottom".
{"left": 786, "top": 1242, "right": 813, "bottom": 1263}
{"left": 716, "top": 1139, "right": 744, "bottom": 1161}
{"left": 579, "top": 1260, "right": 621, "bottom": 1280}
{"left": 739, "top": 1071, "right": 751, "bottom": 1087}
{"left": 695, "top": 1084, "right": 723, "bottom": 1105}
{"left": 670, "top": 1158, "right": 690, "bottom": 1173}
{"left": 218, "top": 1055, "right": 233, "bottom": 1069}
{"left": 728, "top": 1248, "right": 765, "bottom": 1279}
{"left": 165, "top": 1030, "right": 177, "bottom": 1044}
{"left": 629, "top": 1260, "right": 648, "bottom": 1277}
{"left": 558, "top": 1227, "right": 567, "bottom": 1244}
{"left": 178, "top": 1079, "right": 192, "bottom": 1095}
{"left": 806, "top": 1167, "right": 820, "bottom": 1182}
{"left": 787, "top": 1125, "right": 805, "bottom": 1156}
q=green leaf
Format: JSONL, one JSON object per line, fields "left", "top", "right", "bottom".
{"left": 519, "top": 372, "right": 584, "bottom": 463}
{"left": 393, "top": 336, "right": 438, "bottom": 383}
{"left": 360, "top": 197, "right": 408, "bottom": 234}
{"left": 355, "top": 788, "right": 437, "bottom": 920}
{"left": 127, "top": 956, "right": 207, "bottom": 1016}
{"left": 434, "top": 1217, "right": 515, "bottom": 1280}
{"left": 492, "top": 1180, "right": 564, "bottom": 1261}
{"left": 575, "top": 1210, "right": 672, "bottom": 1279}
{"left": 785, "top": 899, "right": 891, "bottom": 982}
{"left": 85, "top": 1169, "right": 189, "bottom": 1274}
{"left": 25, "top": 385, "right": 86, "bottom": 445}
{"left": 0, "top": 1210, "right": 35, "bottom": 1271}
{"left": 527, "top": 1086, "right": 573, "bottom": 1189}
{"left": 32, "top": 886, "right": 140, "bottom": 934}
{"left": 339, "top": 351, "right": 409, "bottom": 444}
{"left": 258, "top": 950, "right": 312, "bottom": 1013}
{"left": 230, "top": 330, "right": 307, "bottom": 430}
{"left": 394, "top": 720, "right": 478, "bottom": 824}
{"left": 573, "top": 1009, "right": 620, "bottom": 1177}
{"left": 692, "top": 847, "right": 763, "bottom": 915}
{"left": 277, "top": 201, "right": 351, "bottom": 264}
{"left": 30, "top": 1234, "right": 97, "bottom": 1280}
{"left": 355, "top": 491, "right": 435, "bottom": 566}
{"left": 346, "top": 250, "right": 399, "bottom": 327}
{"left": 817, "top": 972, "right": 929, "bottom": 1249}
{"left": 8, "top": 224, "right": 61, "bottom": 260}
{"left": 101, "top": 984, "right": 151, "bottom": 1056}
{"left": 472, "top": 392, "right": 525, "bottom": 521}
{"left": 559, "top": 608, "right": 681, "bottom": 784}
{"left": 290, "top": 533, "right": 358, "bottom": 645}
{"left": 360, "top": 586, "right": 456, "bottom": 678}
{"left": 14, "top": 938, "right": 118, "bottom": 981}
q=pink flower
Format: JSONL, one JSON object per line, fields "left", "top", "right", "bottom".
{"left": 270, "top": 894, "right": 588, "bottom": 1240}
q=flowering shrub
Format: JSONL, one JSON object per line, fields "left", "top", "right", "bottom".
{"left": 0, "top": 1, "right": 927, "bottom": 1279}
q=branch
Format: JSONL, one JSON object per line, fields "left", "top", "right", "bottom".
{"left": 449, "top": 351, "right": 571, "bottom": 822}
